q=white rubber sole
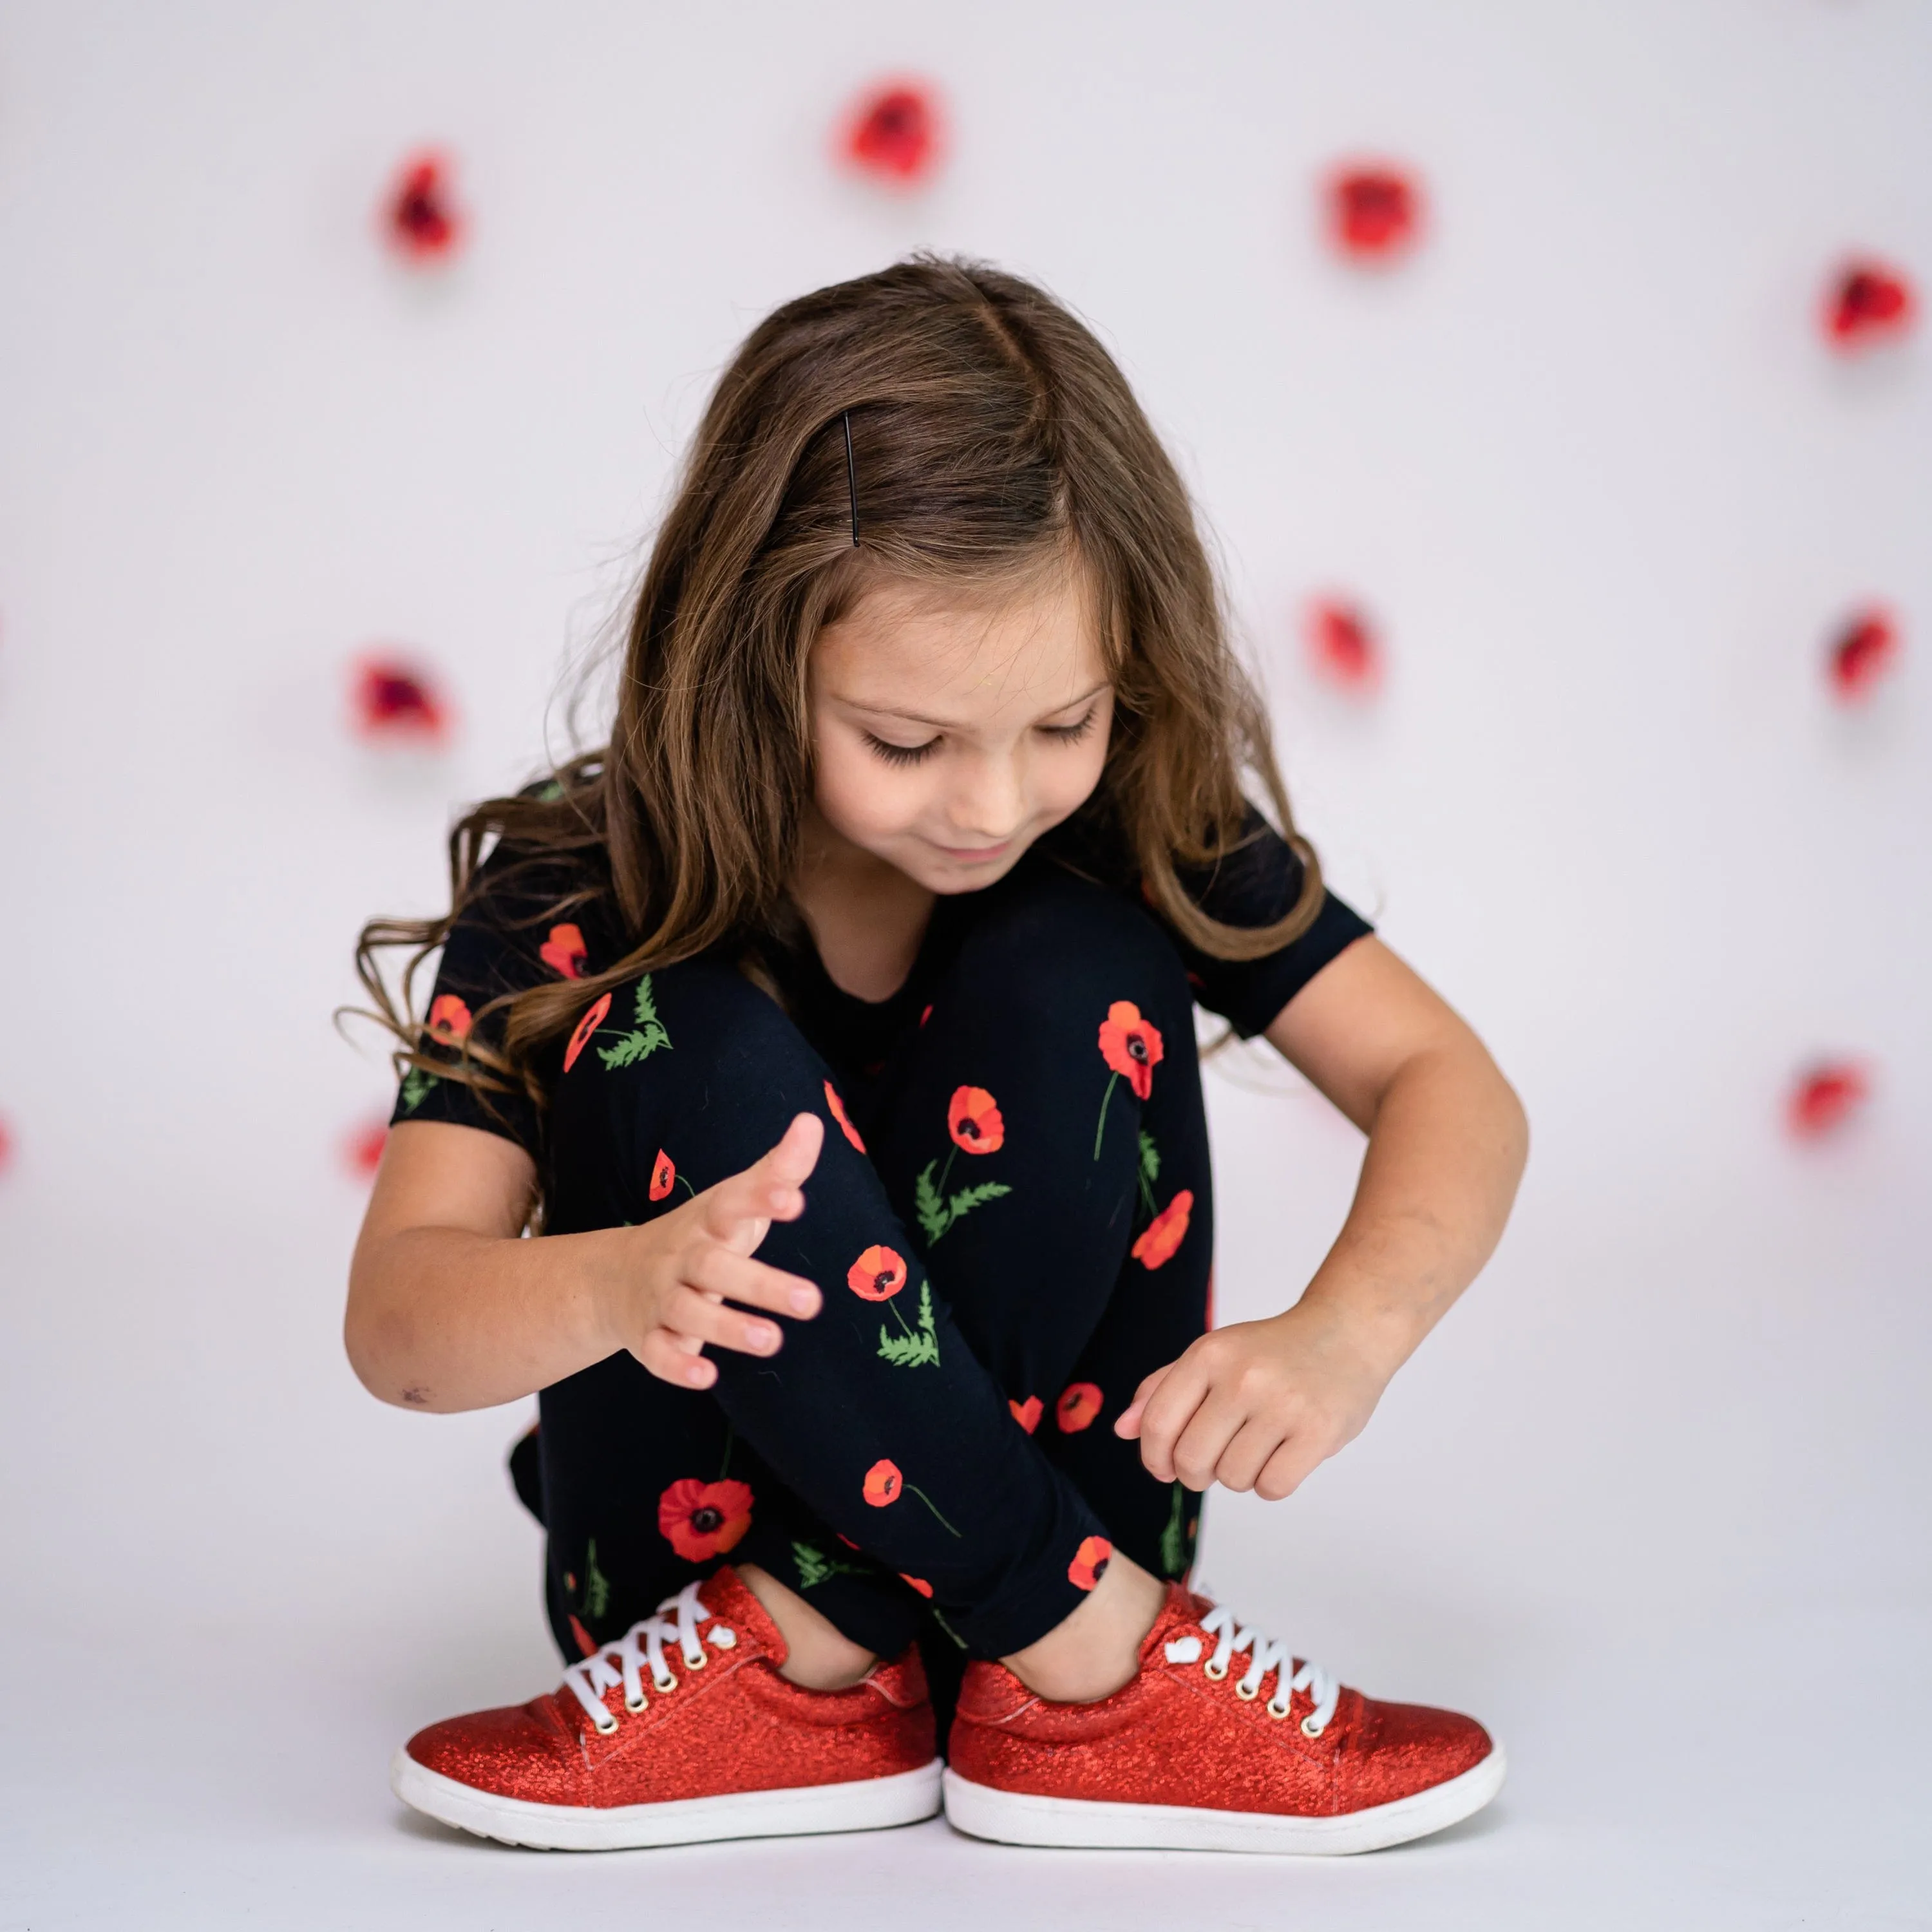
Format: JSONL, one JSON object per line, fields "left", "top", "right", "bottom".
{"left": 391, "top": 1750, "right": 943, "bottom": 1851}
{"left": 942, "top": 1743, "right": 1505, "bottom": 1855}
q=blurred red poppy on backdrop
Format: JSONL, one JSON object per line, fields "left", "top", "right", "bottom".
{"left": 840, "top": 79, "right": 943, "bottom": 186}
{"left": 386, "top": 150, "right": 464, "bottom": 262}
{"left": 1823, "top": 260, "right": 1915, "bottom": 350}
{"left": 649, "top": 1149, "right": 676, "bottom": 1202}
{"left": 1828, "top": 609, "right": 1899, "bottom": 700}
{"left": 1098, "top": 1003, "right": 1164, "bottom": 1101}
{"left": 1131, "top": 1189, "right": 1195, "bottom": 1271}
{"left": 824, "top": 1080, "right": 867, "bottom": 1153}
{"left": 1009, "top": 1396, "right": 1043, "bottom": 1434}
{"left": 540, "top": 923, "right": 588, "bottom": 978}
{"left": 947, "top": 1086, "right": 1005, "bottom": 1154}
{"left": 864, "top": 1459, "right": 904, "bottom": 1507}
{"left": 344, "top": 1119, "right": 388, "bottom": 1177}
{"left": 1307, "top": 598, "right": 1381, "bottom": 690}
{"left": 1068, "top": 1535, "right": 1113, "bottom": 1591}
{"left": 1787, "top": 1061, "right": 1870, "bottom": 1139}
{"left": 658, "top": 1477, "right": 755, "bottom": 1561}
{"left": 848, "top": 1245, "right": 907, "bottom": 1302}
{"left": 1056, "top": 1383, "right": 1103, "bottom": 1434}
{"left": 1327, "top": 164, "right": 1421, "bottom": 259}
{"left": 352, "top": 656, "right": 448, "bottom": 743}
{"left": 564, "top": 992, "right": 612, "bottom": 1073}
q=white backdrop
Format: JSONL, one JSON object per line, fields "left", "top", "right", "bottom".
{"left": 2, "top": 3, "right": 1928, "bottom": 1926}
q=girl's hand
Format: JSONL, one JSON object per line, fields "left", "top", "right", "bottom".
{"left": 1113, "top": 1300, "right": 1396, "bottom": 1501}
{"left": 603, "top": 1112, "right": 826, "bottom": 1390}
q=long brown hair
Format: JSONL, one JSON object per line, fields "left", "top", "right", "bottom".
{"left": 356, "top": 254, "right": 1323, "bottom": 1122}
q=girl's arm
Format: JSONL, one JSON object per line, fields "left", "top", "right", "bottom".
{"left": 1115, "top": 936, "right": 1528, "bottom": 1499}
{"left": 345, "top": 1115, "right": 826, "bottom": 1413}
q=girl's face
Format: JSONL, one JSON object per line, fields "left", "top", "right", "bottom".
{"left": 807, "top": 564, "right": 1114, "bottom": 895}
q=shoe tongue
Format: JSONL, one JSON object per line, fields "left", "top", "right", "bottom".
{"left": 1138, "top": 1580, "right": 1211, "bottom": 1663}
{"left": 696, "top": 1565, "right": 788, "bottom": 1667}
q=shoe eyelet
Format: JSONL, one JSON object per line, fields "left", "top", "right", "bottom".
{"left": 685, "top": 1650, "right": 708, "bottom": 1671}
{"left": 623, "top": 1694, "right": 646, "bottom": 1713}
{"left": 708, "top": 1624, "right": 737, "bottom": 1649}
{"left": 1266, "top": 1700, "right": 1291, "bottom": 1721}
{"left": 653, "top": 1674, "right": 678, "bottom": 1695}
{"left": 1202, "top": 1659, "right": 1228, "bottom": 1681}
{"left": 1302, "top": 1715, "right": 1327, "bottom": 1739}
{"left": 594, "top": 1714, "right": 619, "bottom": 1736}
{"left": 1234, "top": 1679, "right": 1259, "bottom": 1701}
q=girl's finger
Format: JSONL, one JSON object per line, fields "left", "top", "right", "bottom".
{"left": 1213, "top": 1419, "right": 1288, "bottom": 1495}
{"left": 1113, "top": 1362, "right": 1173, "bottom": 1439}
{"left": 684, "top": 1244, "right": 822, "bottom": 1320}
{"left": 1168, "top": 1393, "right": 1246, "bottom": 1493}
{"left": 1255, "top": 1439, "right": 1321, "bottom": 1503}
{"left": 665, "top": 1283, "right": 786, "bottom": 1358}
{"left": 701, "top": 1113, "right": 824, "bottom": 1243}
{"left": 634, "top": 1327, "right": 719, "bottom": 1390}
{"left": 1132, "top": 1361, "right": 1212, "bottom": 1484}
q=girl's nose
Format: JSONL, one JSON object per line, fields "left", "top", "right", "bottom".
{"left": 945, "top": 754, "right": 1027, "bottom": 844}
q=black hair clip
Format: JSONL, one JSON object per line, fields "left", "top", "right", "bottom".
{"left": 842, "top": 410, "right": 860, "bottom": 546}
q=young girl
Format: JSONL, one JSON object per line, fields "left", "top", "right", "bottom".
{"left": 348, "top": 255, "right": 1528, "bottom": 1856}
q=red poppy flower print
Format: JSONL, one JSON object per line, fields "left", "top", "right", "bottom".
{"left": 385, "top": 150, "right": 464, "bottom": 263}
{"left": 1009, "top": 1395, "right": 1043, "bottom": 1434}
{"left": 1132, "top": 1189, "right": 1195, "bottom": 1271}
{"left": 848, "top": 1245, "right": 907, "bottom": 1302}
{"left": 649, "top": 1149, "right": 676, "bottom": 1201}
{"left": 1787, "top": 1061, "right": 1869, "bottom": 1139}
{"left": 567, "top": 1613, "right": 598, "bottom": 1659}
{"left": 1824, "top": 259, "right": 1916, "bottom": 351}
{"left": 564, "top": 992, "right": 612, "bottom": 1073}
{"left": 540, "top": 922, "right": 588, "bottom": 979}
{"left": 1828, "top": 609, "right": 1899, "bottom": 701}
{"left": 900, "top": 1575, "right": 934, "bottom": 1599}
{"left": 824, "top": 1079, "right": 867, "bottom": 1153}
{"left": 840, "top": 79, "right": 944, "bottom": 187}
{"left": 658, "top": 1477, "right": 755, "bottom": 1562}
{"left": 352, "top": 654, "right": 449, "bottom": 743}
{"left": 1056, "top": 1383, "right": 1103, "bottom": 1434}
{"left": 1327, "top": 164, "right": 1422, "bottom": 260}
{"left": 1099, "top": 1003, "right": 1164, "bottom": 1101}
{"left": 1068, "top": 1535, "right": 1113, "bottom": 1591}
{"left": 427, "top": 994, "right": 472, "bottom": 1045}
{"left": 864, "top": 1459, "right": 904, "bottom": 1508}
{"left": 946, "top": 1086, "right": 1005, "bottom": 1154}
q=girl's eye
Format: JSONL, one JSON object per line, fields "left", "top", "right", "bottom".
{"left": 863, "top": 732, "right": 939, "bottom": 767}
{"left": 1040, "top": 706, "right": 1099, "bottom": 744}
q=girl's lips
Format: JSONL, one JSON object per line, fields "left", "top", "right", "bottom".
{"left": 933, "top": 838, "right": 1011, "bottom": 864}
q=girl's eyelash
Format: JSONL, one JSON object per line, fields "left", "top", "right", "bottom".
{"left": 1041, "top": 708, "right": 1099, "bottom": 743}
{"left": 863, "top": 733, "right": 939, "bottom": 766}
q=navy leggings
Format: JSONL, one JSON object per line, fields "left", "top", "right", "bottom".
{"left": 532, "top": 860, "right": 1211, "bottom": 1671}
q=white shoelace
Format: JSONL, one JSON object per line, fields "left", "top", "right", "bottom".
{"left": 562, "top": 1582, "right": 738, "bottom": 1734}
{"left": 1164, "top": 1603, "right": 1341, "bottom": 1736}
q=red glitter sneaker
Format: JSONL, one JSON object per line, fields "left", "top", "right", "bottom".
{"left": 392, "top": 1568, "right": 940, "bottom": 1849}
{"left": 944, "top": 1584, "right": 1503, "bottom": 1853}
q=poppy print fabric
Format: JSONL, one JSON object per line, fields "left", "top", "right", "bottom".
{"left": 403, "top": 840, "right": 1361, "bottom": 1668}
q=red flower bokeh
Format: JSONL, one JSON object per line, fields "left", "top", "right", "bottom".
{"left": 864, "top": 1459, "right": 904, "bottom": 1508}
{"left": 344, "top": 1119, "right": 388, "bottom": 1177}
{"left": 848, "top": 1244, "right": 907, "bottom": 1302}
{"left": 947, "top": 1085, "right": 1005, "bottom": 1154}
{"left": 1824, "top": 260, "right": 1916, "bottom": 351}
{"left": 427, "top": 994, "right": 472, "bottom": 1045}
{"left": 1068, "top": 1535, "right": 1113, "bottom": 1591}
{"left": 567, "top": 1613, "right": 599, "bottom": 1659}
{"left": 825, "top": 1079, "right": 867, "bottom": 1153}
{"left": 840, "top": 79, "right": 944, "bottom": 187}
{"left": 352, "top": 655, "right": 448, "bottom": 743}
{"left": 1132, "top": 1189, "right": 1195, "bottom": 1271}
{"left": 1327, "top": 164, "right": 1422, "bottom": 260}
{"left": 1828, "top": 609, "right": 1899, "bottom": 701}
{"left": 385, "top": 150, "right": 464, "bottom": 263}
{"left": 1056, "top": 1383, "right": 1103, "bottom": 1434}
{"left": 658, "top": 1477, "right": 755, "bottom": 1562}
{"left": 649, "top": 1148, "right": 676, "bottom": 1202}
{"left": 564, "top": 992, "right": 612, "bottom": 1073}
{"left": 1307, "top": 598, "right": 1381, "bottom": 691}
{"left": 1009, "top": 1395, "right": 1043, "bottom": 1434}
{"left": 1098, "top": 1002, "right": 1164, "bottom": 1101}
{"left": 1787, "top": 1061, "right": 1870, "bottom": 1139}
{"left": 540, "top": 923, "right": 588, "bottom": 979}
{"left": 901, "top": 1575, "right": 933, "bottom": 1598}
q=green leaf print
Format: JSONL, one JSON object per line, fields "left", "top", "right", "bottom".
{"left": 877, "top": 1281, "right": 942, "bottom": 1368}
{"left": 399, "top": 1066, "right": 439, "bottom": 1113}
{"left": 792, "top": 1540, "right": 866, "bottom": 1589}
{"left": 596, "top": 974, "right": 672, "bottom": 1071}
{"left": 913, "top": 1160, "right": 1014, "bottom": 1245}
{"left": 583, "top": 1539, "right": 611, "bottom": 1619}
{"left": 1158, "top": 1481, "right": 1188, "bottom": 1578}
{"left": 1137, "top": 1129, "right": 1161, "bottom": 1217}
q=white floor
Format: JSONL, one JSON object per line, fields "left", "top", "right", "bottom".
{"left": 4, "top": 1596, "right": 1926, "bottom": 1930}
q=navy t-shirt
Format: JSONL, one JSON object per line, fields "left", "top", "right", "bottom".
{"left": 390, "top": 804, "right": 1371, "bottom": 1163}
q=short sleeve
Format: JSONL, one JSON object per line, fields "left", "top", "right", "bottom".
{"left": 1164, "top": 808, "right": 1373, "bottom": 1039}
{"left": 387, "top": 843, "right": 600, "bottom": 1158}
